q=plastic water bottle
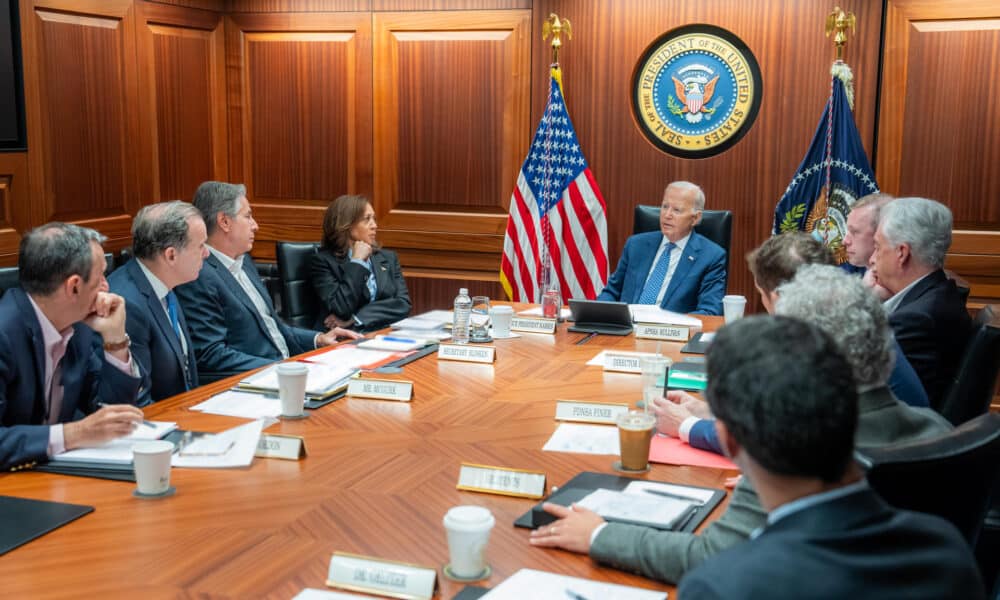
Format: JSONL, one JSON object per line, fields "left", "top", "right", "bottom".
{"left": 452, "top": 288, "right": 472, "bottom": 344}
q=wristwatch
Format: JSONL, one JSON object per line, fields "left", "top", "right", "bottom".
{"left": 103, "top": 333, "right": 131, "bottom": 352}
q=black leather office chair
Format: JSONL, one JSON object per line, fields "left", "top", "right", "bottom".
{"left": 939, "top": 305, "right": 1000, "bottom": 425}
{"left": 632, "top": 205, "right": 733, "bottom": 256}
{"left": 0, "top": 266, "right": 18, "bottom": 297}
{"left": 103, "top": 252, "right": 115, "bottom": 277}
{"left": 275, "top": 241, "right": 320, "bottom": 329}
{"left": 945, "top": 269, "right": 972, "bottom": 308}
{"left": 856, "top": 412, "right": 1000, "bottom": 546}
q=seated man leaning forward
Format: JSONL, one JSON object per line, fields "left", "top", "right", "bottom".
{"left": 175, "top": 181, "right": 361, "bottom": 383}
{"left": 0, "top": 223, "right": 144, "bottom": 472}
{"left": 678, "top": 316, "right": 983, "bottom": 599}
{"left": 528, "top": 270, "right": 951, "bottom": 585}
{"left": 596, "top": 181, "right": 726, "bottom": 315}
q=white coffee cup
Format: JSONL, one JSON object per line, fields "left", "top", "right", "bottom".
{"left": 491, "top": 305, "right": 514, "bottom": 338}
{"left": 133, "top": 440, "right": 174, "bottom": 495}
{"left": 723, "top": 295, "right": 747, "bottom": 324}
{"left": 443, "top": 505, "right": 495, "bottom": 578}
{"left": 277, "top": 362, "right": 309, "bottom": 417}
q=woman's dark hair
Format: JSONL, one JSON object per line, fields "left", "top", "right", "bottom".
{"left": 321, "top": 195, "right": 380, "bottom": 257}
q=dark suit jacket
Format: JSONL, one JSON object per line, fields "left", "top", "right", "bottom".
{"left": 678, "top": 487, "right": 985, "bottom": 599}
{"left": 889, "top": 269, "right": 972, "bottom": 408}
{"left": 174, "top": 253, "right": 317, "bottom": 382}
{"left": 597, "top": 231, "right": 726, "bottom": 315}
{"left": 0, "top": 289, "right": 142, "bottom": 471}
{"left": 310, "top": 248, "right": 411, "bottom": 332}
{"left": 108, "top": 258, "right": 197, "bottom": 405}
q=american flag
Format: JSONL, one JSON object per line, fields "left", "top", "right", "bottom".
{"left": 500, "top": 68, "right": 608, "bottom": 302}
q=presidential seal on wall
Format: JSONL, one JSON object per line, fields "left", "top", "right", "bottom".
{"left": 632, "top": 24, "right": 762, "bottom": 158}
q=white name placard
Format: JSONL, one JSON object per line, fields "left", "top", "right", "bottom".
{"left": 255, "top": 434, "right": 307, "bottom": 460}
{"left": 327, "top": 552, "right": 436, "bottom": 600}
{"left": 603, "top": 352, "right": 643, "bottom": 373}
{"left": 634, "top": 322, "right": 690, "bottom": 341}
{"left": 437, "top": 344, "right": 496, "bottom": 363}
{"left": 347, "top": 378, "right": 413, "bottom": 402}
{"left": 456, "top": 463, "right": 546, "bottom": 499}
{"left": 555, "top": 400, "right": 629, "bottom": 425}
{"left": 510, "top": 316, "right": 557, "bottom": 334}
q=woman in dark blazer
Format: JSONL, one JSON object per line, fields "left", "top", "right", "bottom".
{"left": 310, "top": 195, "right": 411, "bottom": 332}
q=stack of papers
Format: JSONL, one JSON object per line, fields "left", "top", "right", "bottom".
{"left": 542, "top": 423, "right": 620, "bottom": 455}
{"left": 391, "top": 310, "right": 453, "bottom": 330}
{"left": 629, "top": 304, "right": 703, "bottom": 327}
{"left": 483, "top": 568, "right": 665, "bottom": 599}
{"left": 357, "top": 335, "right": 430, "bottom": 352}
{"left": 237, "top": 362, "right": 357, "bottom": 399}
{"left": 576, "top": 487, "right": 695, "bottom": 530}
{"left": 171, "top": 419, "right": 267, "bottom": 469}
{"left": 55, "top": 421, "right": 178, "bottom": 465}
{"left": 306, "top": 346, "right": 400, "bottom": 370}
{"left": 190, "top": 390, "right": 282, "bottom": 419}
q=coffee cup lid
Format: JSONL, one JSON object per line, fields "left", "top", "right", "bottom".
{"left": 132, "top": 440, "right": 175, "bottom": 455}
{"left": 443, "top": 506, "right": 495, "bottom": 531}
{"left": 277, "top": 362, "right": 309, "bottom": 374}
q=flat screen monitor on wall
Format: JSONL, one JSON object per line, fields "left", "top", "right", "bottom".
{"left": 0, "top": 0, "right": 26, "bottom": 151}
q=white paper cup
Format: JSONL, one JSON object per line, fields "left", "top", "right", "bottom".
{"left": 277, "top": 362, "right": 309, "bottom": 417}
{"left": 723, "top": 295, "right": 747, "bottom": 324}
{"left": 491, "top": 305, "right": 514, "bottom": 337}
{"left": 133, "top": 440, "right": 174, "bottom": 495}
{"left": 443, "top": 505, "right": 495, "bottom": 578}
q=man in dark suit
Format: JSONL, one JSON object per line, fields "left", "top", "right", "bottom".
{"left": 677, "top": 316, "right": 983, "bottom": 599}
{"left": 175, "top": 182, "right": 361, "bottom": 382}
{"left": 0, "top": 223, "right": 144, "bottom": 472}
{"left": 109, "top": 201, "right": 207, "bottom": 405}
{"left": 596, "top": 181, "right": 726, "bottom": 315}
{"left": 870, "top": 197, "right": 973, "bottom": 408}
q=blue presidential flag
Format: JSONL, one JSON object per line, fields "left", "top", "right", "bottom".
{"left": 773, "top": 63, "right": 879, "bottom": 263}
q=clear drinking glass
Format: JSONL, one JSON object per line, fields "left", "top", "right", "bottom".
{"left": 470, "top": 296, "right": 491, "bottom": 341}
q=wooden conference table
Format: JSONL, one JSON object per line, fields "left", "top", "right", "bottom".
{"left": 0, "top": 309, "right": 734, "bottom": 599}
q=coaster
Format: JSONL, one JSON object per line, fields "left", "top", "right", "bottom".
{"left": 469, "top": 335, "right": 493, "bottom": 344}
{"left": 373, "top": 366, "right": 404, "bottom": 374}
{"left": 612, "top": 460, "right": 651, "bottom": 474}
{"left": 489, "top": 332, "right": 521, "bottom": 339}
{"left": 280, "top": 413, "right": 309, "bottom": 420}
{"left": 133, "top": 485, "right": 176, "bottom": 499}
{"left": 443, "top": 564, "right": 492, "bottom": 582}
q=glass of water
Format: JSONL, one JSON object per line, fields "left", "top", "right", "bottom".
{"left": 470, "top": 296, "right": 491, "bottom": 342}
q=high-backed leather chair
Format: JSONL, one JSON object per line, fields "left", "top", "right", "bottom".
{"left": 940, "top": 305, "right": 1000, "bottom": 425}
{"left": 856, "top": 412, "right": 1000, "bottom": 546}
{"left": 945, "top": 269, "right": 972, "bottom": 308}
{"left": 275, "top": 241, "right": 320, "bottom": 329}
{"left": 633, "top": 205, "right": 733, "bottom": 291}
{"left": 0, "top": 266, "right": 18, "bottom": 297}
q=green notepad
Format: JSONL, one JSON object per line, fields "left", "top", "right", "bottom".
{"left": 667, "top": 361, "right": 708, "bottom": 391}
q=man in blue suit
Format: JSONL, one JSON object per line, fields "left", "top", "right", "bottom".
{"left": 175, "top": 182, "right": 361, "bottom": 382}
{"left": 0, "top": 223, "right": 144, "bottom": 472}
{"left": 109, "top": 201, "right": 208, "bottom": 405}
{"left": 596, "top": 181, "right": 725, "bottom": 315}
{"left": 678, "top": 317, "right": 982, "bottom": 599}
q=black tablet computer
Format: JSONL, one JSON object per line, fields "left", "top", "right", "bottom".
{"left": 567, "top": 299, "right": 633, "bottom": 335}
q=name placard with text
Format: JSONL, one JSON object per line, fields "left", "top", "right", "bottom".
{"left": 634, "top": 322, "right": 690, "bottom": 341}
{"left": 327, "top": 552, "right": 436, "bottom": 599}
{"left": 456, "top": 463, "right": 546, "bottom": 499}
{"left": 555, "top": 400, "right": 629, "bottom": 425}
{"left": 347, "top": 378, "right": 413, "bottom": 402}
{"left": 255, "top": 434, "right": 307, "bottom": 460}
{"left": 437, "top": 344, "right": 496, "bottom": 364}
{"left": 510, "top": 316, "right": 557, "bottom": 334}
{"left": 603, "top": 352, "right": 644, "bottom": 373}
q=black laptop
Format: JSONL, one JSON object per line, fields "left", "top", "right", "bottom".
{"left": 568, "top": 299, "right": 633, "bottom": 335}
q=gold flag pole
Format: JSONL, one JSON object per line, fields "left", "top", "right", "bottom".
{"left": 825, "top": 6, "right": 856, "bottom": 62}
{"left": 542, "top": 13, "right": 571, "bottom": 65}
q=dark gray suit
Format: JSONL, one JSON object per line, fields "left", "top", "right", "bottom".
{"left": 174, "top": 253, "right": 317, "bottom": 382}
{"left": 309, "top": 248, "right": 411, "bottom": 332}
{"left": 588, "top": 386, "right": 953, "bottom": 584}
{"left": 678, "top": 486, "right": 985, "bottom": 599}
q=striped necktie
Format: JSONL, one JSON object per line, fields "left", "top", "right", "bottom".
{"left": 637, "top": 242, "right": 675, "bottom": 304}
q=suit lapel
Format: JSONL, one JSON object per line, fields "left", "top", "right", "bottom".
{"left": 207, "top": 254, "right": 271, "bottom": 334}
{"left": 629, "top": 235, "right": 661, "bottom": 303}
{"left": 241, "top": 256, "right": 276, "bottom": 314}
{"left": 660, "top": 234, "right": 699, "bottom": 309}
{"left": 127, "top": 261, "right": 186, "bottom": 372}
{"left": 370, "top": 252, "right": 392, "bottom": 300}
{"left": 12, "top": 290, "right": 48, "bottom": 421}
{"left": 895, "top": 269, "right": 946, "bottom": 310}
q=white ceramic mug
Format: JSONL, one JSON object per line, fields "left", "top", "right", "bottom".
{"left": 490, "top": 305, "right": 514, "bottom": 337}
{"left": 277, "top": 362, "right": 309, "bottom": 417}
{"left": 133, "top": 440, "right": 174, "bottom": 495}
{"left": 443, "top": 505, "right": 495, "bottom": 578}
{"left": 723, "top": 295, "right": 747, "bottom": 324}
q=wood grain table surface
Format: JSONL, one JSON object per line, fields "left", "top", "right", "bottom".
{"left": 0, "top": 309, "right": 735, "bottom": 599}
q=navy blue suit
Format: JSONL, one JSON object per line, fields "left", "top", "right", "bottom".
{"left": 108, "top": 258, "right": 197, "bottom": 406}
{"left": 679, "top": 486, "right": 984, "bottom": 599}
{"left": 0, "top": 289, "right": 142, "bottom": 471}
{"left": 310, "top": 248, "right": 411, "bottom": 332}
{"left": 174, "top": 253, "right": 317, "bottom": 383}
{"left": 597, "top": 231, "right": 726, "bottom": 315}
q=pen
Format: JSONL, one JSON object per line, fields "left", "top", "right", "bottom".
{"left": 574, "top": 332, "right": 598, "bottom": 345}
{"left": 643, "top": 488, "right": 706, "bottom": 505}
{"left": 564, "top": 589, "right": 591, "bottom": 600}
{"left": 382, "top": 336, "right": 419, "bottom": 344}
{"left": 97, "top": 402, "right": 155, "bottom": 428}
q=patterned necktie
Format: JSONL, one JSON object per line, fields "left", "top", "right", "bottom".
{"left": 165, "top": 291, "right": 182, "bottom": 339}
{"left": 366, "top": 264, "right": 377, "bottom": 302}
{"left": 637, "top": 242, "right": 675, "bottom": 304}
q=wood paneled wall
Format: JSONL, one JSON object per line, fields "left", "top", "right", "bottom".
{"left": 6, "top": 0, "right": 1000, "bottom": 314}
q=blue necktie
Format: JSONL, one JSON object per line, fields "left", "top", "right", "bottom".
{"left": 637, "top": 242, "right": 675, "bottom": 304}
{"left": 165, "top": 291, "right": 190, "bottom": 390}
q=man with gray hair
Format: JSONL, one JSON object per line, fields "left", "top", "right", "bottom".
{"left": 597, "top": 181, "right": 726, "bottom": 315}
{"left": 109, "top": 201, "right": 208, "bottom": 404}
{"left": 0, "top": 223, "right": 144, "bottom": 472}
{"left": 870, "top": 197, "right": 972, "bottom": 408}
{"left": 175, "top": 181, "right": 361, "bottom": 382}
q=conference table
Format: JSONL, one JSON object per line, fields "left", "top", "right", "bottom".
{"left": 0, "top": 308, "right": 735, "bottom": 598}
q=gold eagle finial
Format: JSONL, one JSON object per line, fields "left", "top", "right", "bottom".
{"left": 542, "top": 13, "right": 571, "bottom": 63}
{"left": 825, "top": 7, "right": 856, "bottom": 60}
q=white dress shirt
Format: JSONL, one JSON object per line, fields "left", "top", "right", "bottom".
{"left": 208, "top": 246, "right": 290, "bottom": 358}
{"left": 644, "top": 233, "right": 691, "bottom": 305}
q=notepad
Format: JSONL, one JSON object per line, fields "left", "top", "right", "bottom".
{"left": 238, "top": 362, "right": 357, "bottom": 399}
{"left": 54, "top": 421, "right": 178, "bottom": 465}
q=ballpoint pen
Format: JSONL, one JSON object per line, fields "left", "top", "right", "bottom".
{"left": 564, "top": 589, "right": 591, "bottom": 600}
{"left": 97, "top": 402, "right": 155, "bottom": 428}
{"left": 643, "top": 487, "right": 706, "bottom": 505}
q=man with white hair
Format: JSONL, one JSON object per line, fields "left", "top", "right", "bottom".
{"left": 869, "top": 197, "right": 972, "bottom": 408}
{"left": 597, "top": 181, "right": 726, "bottom": 315}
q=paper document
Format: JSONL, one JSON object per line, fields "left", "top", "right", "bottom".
{"left": 624, "top": 480, "right": 715, "bottom": 505}
{"left": 357, "top": 336, "right": 428, "bottom": 352}
{"left": 629, "top": 304, "right": 703, "bottom": 327}
{"left": 190, "top": 390, "right": 282, "bottom": 419}
{"left": 55, "top": 421, "right": 178, "bottom": 464}
{"left": 543, "top": 423, "right": 620, "bottom": 455}
{"left": 305, "top": 346, "right": 400, "bottom": 369}
{"left": 390, "top": 328, "right": 451, "bottom": 341}
{"left": 482, "top": 568, "right": 666, "bottom": 600}
{"left": 171, "top": 419, "right": 266, "bottom": 468}
{"left": 239, "top": 362, "right": 357, "bottom": 397}
{"left": 391, "top": 310, "right": 453, "bottom": 330}
{"left": 577, "top": 488, "right": 695, "bottom": 529}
